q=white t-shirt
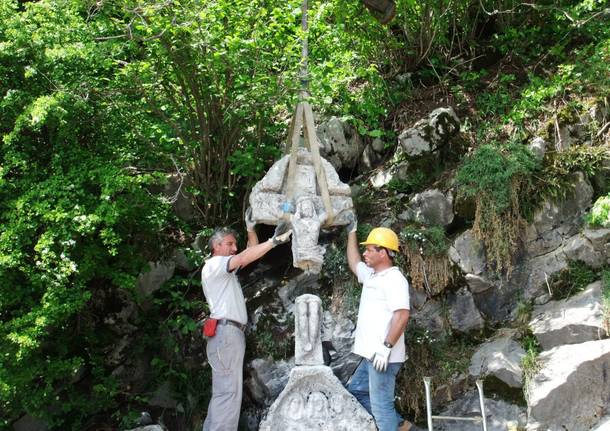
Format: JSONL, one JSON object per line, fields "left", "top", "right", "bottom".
{"left": 352, "top": 262, "right": 410, "bottom": 363}
{"left": 201, "top": 255, "right": 248, "bottom": 325}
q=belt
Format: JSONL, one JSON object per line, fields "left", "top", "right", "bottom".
{"left": 218, "top": 319, "right": 247, "bottom": 331}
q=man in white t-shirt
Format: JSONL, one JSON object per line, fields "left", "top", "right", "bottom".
{"left": 201, "top": 216, "right": 291, "bottom": 431}
{"left": 345, "top": 219, "right": 420, "bottom": 431}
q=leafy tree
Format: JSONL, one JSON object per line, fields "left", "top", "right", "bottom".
{"left": 0, "top": 0, "right": 169, "bottom": 427}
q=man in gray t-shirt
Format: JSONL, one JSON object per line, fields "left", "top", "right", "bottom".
{"left": 201, "top": 219, "right": 291, "bottom": 431}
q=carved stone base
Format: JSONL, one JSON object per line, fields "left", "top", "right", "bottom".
{"left": 259, "top": 365, "right": 376, "bottom": 431}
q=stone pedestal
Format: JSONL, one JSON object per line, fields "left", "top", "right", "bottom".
{"left": 258, "top": 366, "right": 376, "bottom": 431}
{"left": 259, "top": 294, "right": 375, "bottom": 430}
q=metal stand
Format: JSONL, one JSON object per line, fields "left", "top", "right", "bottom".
{"left": 423, "top": 377, "right": 488, "bottom": 431}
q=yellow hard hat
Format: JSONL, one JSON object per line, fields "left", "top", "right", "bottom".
{"left": 360, "top": 227, "right": 400, "bottom": 252}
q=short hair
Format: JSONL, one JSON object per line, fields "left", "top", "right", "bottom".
{"left": 208, "top": 227, "right": 238, "bottom": 252}
{"left": 373, "top": 245, "right": 396, "bottom": 260}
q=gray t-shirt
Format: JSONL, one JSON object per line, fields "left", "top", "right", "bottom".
{"left": 201, "top": 255, "right": 248, "bottom": 324}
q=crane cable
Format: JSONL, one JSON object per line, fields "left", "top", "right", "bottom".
{"left": 283, "top": 0, "right": 334, "bottom": 226}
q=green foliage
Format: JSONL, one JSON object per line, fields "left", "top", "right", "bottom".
{"left": 515, "top": 299, "right": 534, "bottom": 329}
{"left": 585, "top": 193, "right": 610, "bottom": 227}
{"left": 457, "top": 143, "right": 538, "bottom": 213}
{"left": 387, "top": 170, "right": 426, "bottom": 195}
{"left": 1, "top": 0, "right": 609, "bottom": 428}
{"left": 400, "top": 225, "right": 449, "bottom": 257}
{"left": 602, "top": 269, "right": 610, "bottom": 335}
{"left": 456, "top": 142, "right": 538, "bottom": 274}
{"left": 0, "top": 0, "right": 171, "bottom": 427}
{"left": 537, "top": 146, "right": 610, "bottom": 205}
{"left": 248, "top": 315, "right": 294, "bottom": 361}
{"left": 320, "top": 241, "right": 361, "bottom": 317}
{"left": 520, "top": 332, "right": 542, "bottom": 391}
{"left": 548, "top": 261, "right": 600, "bottom": 300}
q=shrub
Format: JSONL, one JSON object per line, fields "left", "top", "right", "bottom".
{"left": 456, "top": 142, "right": 538, "bottom": 275}
{"left": 586, "top": 193, "right": 610, "bottom": 228}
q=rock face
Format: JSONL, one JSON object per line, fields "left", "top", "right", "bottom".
{"left": 316, "top": 117, "right": 364, "bottom": 172}
{"left": 249, "top": 148, "right": 354, "bottom": 274}
{"left": 434, "top": 390, "right": 527, "bottom": 431}
{"left": 446, "top": 287, "right": 485, "bottom": 333}
{"left": 525, "top": 172, "right": 593, "bottom": 257}
{"left": 448, "top": 230, "right": 486, "bottom": 276}
{"left": 136, "top": 261, "right": 175, "bottom": 296}
{"left": 258, "top": 365, "right": 376, "bottom": 431}
{"left": 247, "top": 358, "right": 294, "bottom": 407}
{"left": 529, "top": 281, "right": 608, "bottom": 350}
{"left": 526, "top": 339, "right": 610, "bottom": 431}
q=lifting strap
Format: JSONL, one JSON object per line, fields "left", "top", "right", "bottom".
{"left": 283, "top": 101, "right": 334, "bottom": 226}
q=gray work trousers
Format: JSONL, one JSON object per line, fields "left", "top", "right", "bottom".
{"left": 203, "top": 323, "right": 245, "bottom": 431}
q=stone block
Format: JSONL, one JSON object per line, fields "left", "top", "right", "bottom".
{"left": 259, "top": 365, "right": 376, "bottom": 431}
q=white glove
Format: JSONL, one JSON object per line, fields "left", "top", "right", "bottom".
{"left": 271, "top": 222, "right": 292, "bottom": 246}
{"left": 346, "top": 211, "right": 358, "bottom": 234}
{"left": 245, "top": 207, "right": 256, "bottom": 232}
{"left": 372, "top": 344, "right": 391, "bottom": 372}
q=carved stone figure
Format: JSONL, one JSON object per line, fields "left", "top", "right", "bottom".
{"left": 248, "top": 148, "right": 354, "bottom": 274}
{"left": 295, "top": 294, "right": 323, "bottom": 365}
{"left": 291, "top": 197, "right": 328, "bottom": 273}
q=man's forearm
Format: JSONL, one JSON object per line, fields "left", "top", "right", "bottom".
{"left": 229, "top": 239, "right": 273, "bottom": 271}
{"left": 246, "top": 230, "right": 259, "bottom": 248}
{"left": 385, "top": 309, "right": 410, "bottom": 346}
{"left": 347, "top": 231, "right": 361, "bottom": 274}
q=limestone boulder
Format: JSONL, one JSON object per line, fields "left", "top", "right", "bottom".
{"left": 397, "top": 107, "right": 460, "bottom": 158}
{"left": 411, "top": 299, "right": 450, "bottom": 336}
{"left": 448, "top": 230, "right": 486, "bottom": 276}
{"left": 468, "top": 332, "right": 525, "bottom": 388}
{"left": 316, "top": 117, "right": 364, "bottom": 172}
{"left": 136, "top": 261, "right": 175, "bottom": 296}
{"left": 563, "top": 235, "right": 605, "bottom": 268}
{"left": 162, "top": 173, "right": 196, "bottom": 222}
{"left": 322, "top": 312, "right": 359, "bottom": 384}
{"left": 465, "top": 274, "right": 494, "bottom": 294}
{"left": 526, "top": 339, "right": 610, "bottom": 431}
{"left": 246, "top": 358, "right": 294, "bottom": 407}
{"left": 528, "top": 136, "right": 548, "bottom": 160}
{"left": 529, "top": 281, "right": 608, "bottom": 350}
{"left": 583, "top": 227, "right": 610, "bottom": 252}
{"left": 360, "top": 137, "right": 387, "bottom": 170}
{"left": 399, "top": 189, "right": 454, "bottom": 227}
{"left": 524, "top": 247, "right": 569, "bottom": 300}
